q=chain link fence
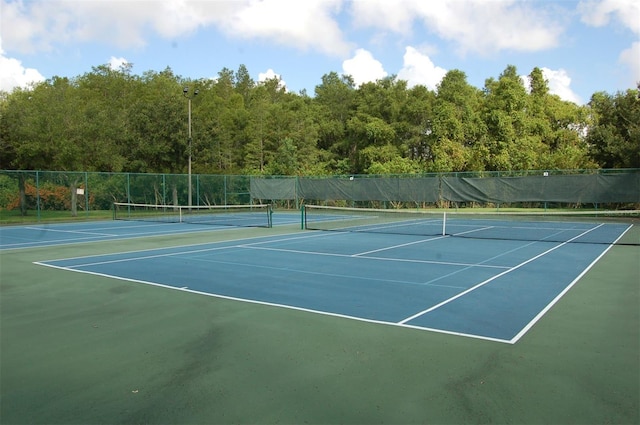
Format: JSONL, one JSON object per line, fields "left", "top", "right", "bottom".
{"left": 1, "top": 169, "right": 638, "bottom": 222}
{"left": 0, "top": 171, "right": 252, "bottom": 221}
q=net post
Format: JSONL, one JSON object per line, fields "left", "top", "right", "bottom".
{"left": 442, "top": 211, "right": 447, "bottom": 236}
{"left": 179, "top": 206, "right": 183, "bottom": 223}
{"left": 301, "top": 204, "right": 305, "bottom": 230}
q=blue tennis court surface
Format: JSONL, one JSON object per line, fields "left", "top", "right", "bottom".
{"left": 0, "top": 213, "right": 300, "bottom": 250}
{"left": 33, "top": 219, "right": 631, "bottom": 344}
{"left": 0, "top": 221, "right": 212, "bottom": 250}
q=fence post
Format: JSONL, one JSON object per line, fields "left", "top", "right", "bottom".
{"left": 84, "top": 172, "right": 89, "bottom": 217}
{"left": 295, "top": 176, "right": 299, "bottom": 210}
{"left": 224, "top": 175, "right": 228, "bottom": 206}
{"left": 36, "top": 170, "right": 41, "bottom": 222}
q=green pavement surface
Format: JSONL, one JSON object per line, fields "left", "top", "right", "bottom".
{"left": 1, "top": 226, "right": 638, "bottom": 424}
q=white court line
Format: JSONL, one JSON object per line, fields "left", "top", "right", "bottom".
{"left": 315, "top": 217, "right": 440, "bottom": 233}
{"left": 48, "top": 245, "right": 248, "bottom": 268}
{"left": 415, "top": 238, "right": 551, "bottom": 288}
{"left": 398, "top": 223, "right": 606, "bottom": 326}
{"left": 351, "top": 234, "right": 449, "bottom": 256}
{"left": 34, "top": 261, "right": 509, "bottom": 344}
{"left": 350, "top": 218, "right": 440, "bottom": 233}
{"left": 187, "top": 254, "right": 467, "bottom": 289}
{"left": 2, "top": 234, "right": 126, "bottom": 249}
{"left": 240, "top": 245, "right": 510, "bottom": 269}
{"left": 24, "top": 226, "right": 117, "bottom": 237}
{"left": 1, "top": 224, "right": 247, "bottom": 250}
{"left": 34, "top": 231, "right": 335, "bottom": 268}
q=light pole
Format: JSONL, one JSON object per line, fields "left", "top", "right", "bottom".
{"left": 183, "top": 87, "right": 198, "bottom": 209}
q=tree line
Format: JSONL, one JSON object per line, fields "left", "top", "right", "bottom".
{"left": 1, "top": 63, "right": 638, "bottom": 176}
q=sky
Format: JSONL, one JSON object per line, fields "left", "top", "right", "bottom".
{"left": 1, "top": 0, "right": 639, "bottom": 105}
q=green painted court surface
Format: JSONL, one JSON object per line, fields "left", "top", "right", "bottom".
{"left": 1, "top": 219, "right": 638, "bottom": 424}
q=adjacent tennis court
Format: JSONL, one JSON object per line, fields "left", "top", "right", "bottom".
{"left": 0, "top": 206, "right": 295, "bottom": 250}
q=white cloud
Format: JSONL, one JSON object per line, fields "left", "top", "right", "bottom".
{"left": 542, "top": 68, "right": 581, "bottom": 104}
{"left": 0, "top": 0, "right": 350, "bottom": 56}
{"left": 397, "top": 46, "right": 447, "bottom": 90}
{"left": 350, "top": 0, "right": 415, "bottom": 34}
{"left": 350, "top": 0, "right": 565, "bottom": 56}
{"left": 342, "top": 49, "right": 387, "bottom": 87}
{"left": 0, "top": 45, "right": 45, "bottom": 92}
{"left": 219, "top": 0, "right": 350, "bottom": 57}
{"left": 108, "top": 56, "right": 129, "bottom": 71}
{"left": 522, "top": 67, "right": 582, "bottom": 104}
{"left": 151, "top": 1, "right": 213, "bottom": 39}
{"left": 258, "top": 68, "right": 286, "bottom": 89}
{"left": 0, "top": 0, "right": 50, "bottom": 53}
{"left": 578, "top": 0, "right": 640, "bottom": 34}
{"left": 619, "top": 41, "right": 640, "bottom": 87}
{"left": 1, "top": 0, "right": 153, "bottom": 51}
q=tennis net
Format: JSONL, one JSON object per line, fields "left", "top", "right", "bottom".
{"left": 114, "top": 202, "right": 272, "bottom": 228}
{"left": 303, "top": 205, "right": 639, "bottom": 245}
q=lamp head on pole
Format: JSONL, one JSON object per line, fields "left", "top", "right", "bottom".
{"left": 183, "top": 87, "right": 199, "bottom": 98}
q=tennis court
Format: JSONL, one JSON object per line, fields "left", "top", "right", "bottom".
{"left": 1, "top": 207, "right": 638, "bottom": 424}
{"left": 26, "top": 208, "right": 636, "bottom": 343}
{"left": 0, "top": 205, "right": 297, "bottom": 250}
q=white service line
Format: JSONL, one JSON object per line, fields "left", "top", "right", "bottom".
{"left": 24, "top": 226, "right": 117, "bottom": 236}
{"left": 240, "top": 244, "right": 510, "bottom": 269}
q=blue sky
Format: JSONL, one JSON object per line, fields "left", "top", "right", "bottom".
{"left": 1, "top": 0, "right": 638, "bottom": 105}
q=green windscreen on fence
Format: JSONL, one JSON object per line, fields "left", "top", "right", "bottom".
{"left": 251, "top": 172, "right": 640, "bottom": 205}
{"left": 440, "top": 174, "right": 640, "bottom": 203}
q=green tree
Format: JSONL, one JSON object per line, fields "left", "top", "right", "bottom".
{"left": 235, "top": 64, "right": 255, "bottom": 106}
{"left": 265, "top": 137, "right": 298, "bottom": 175}
{"left": 361, "top": 144, "right": 421, "bottom": 174}
{"left": 586, "top": 88, "right": 640, "bottom": 168}
{"left": 426, "top": 70, "right": 486, "bottom": 172}
{"left": 126, "top": 68, "right": 185, "bottom": 174}
{"left": 279, "top": 94, "right": 320, "bottom": 174}
{"left": 1, "top": 60, "right": 635, "bottom": 184}
{"left": 1, "top": 76, "right": 89, "bottom": 214}
{"left": 314, "top": 72, "right": 356, "bottom": 172}
{"left": 482, "top": 65, "right": 530, "bottom": 170}
{"left": 5, "top": 77, "right": 77, "bottom": 171}
{"left": 398, "top": 84, "right": 437, "bottom": 169}
{"left": 242, "top": 78, "right": 286, "bottom": 173}
{"left": 194, "top": 70, "right": 249, "bottom": 174}
{"left": 344, "top": 77, "right": 414, "bottom": 173}
{"left": 525, "top": 67, "right": 595, "bottom": 170}
{"left": 73, "top": 64, "right": 134, "bottom": 172}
